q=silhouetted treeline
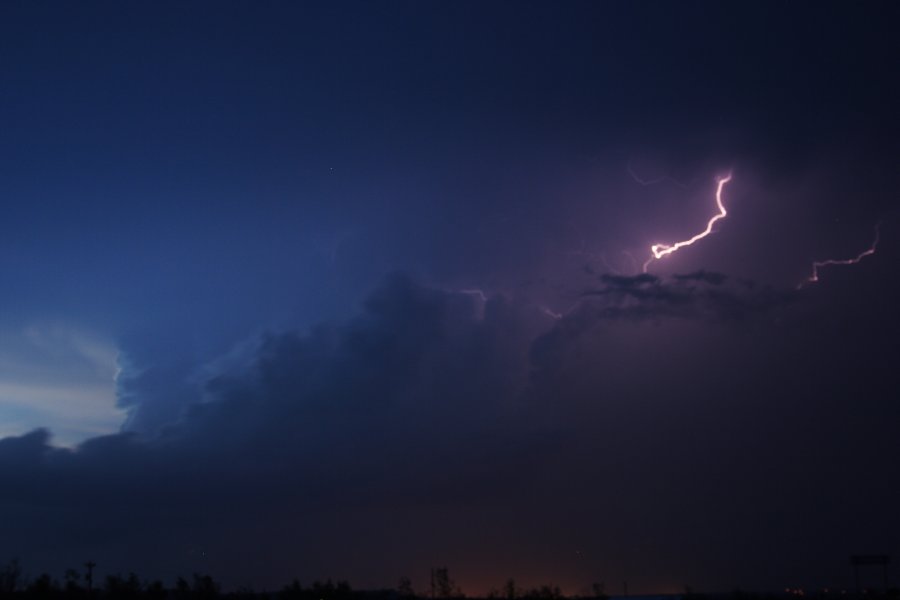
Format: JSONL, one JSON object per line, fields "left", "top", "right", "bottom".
{"left": 0, "top": 561, "right": 390, "bottom": 600}
{"left": 2, "top": 559, "right": 898, "bottom": 600}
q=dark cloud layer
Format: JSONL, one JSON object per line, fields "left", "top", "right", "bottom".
{"left": 3, "top": 266, "right": 900, "bottom": 593}
{"left": 576, "top": 272, "right": 792, "bottom": 322}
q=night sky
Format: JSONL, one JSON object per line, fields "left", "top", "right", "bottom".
{"left": 1, "top": 1, "right": 899, "bottom": 595}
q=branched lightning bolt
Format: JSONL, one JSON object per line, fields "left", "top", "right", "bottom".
{"left": 801, "top": 222, "right": 882, "bottom": 287}
{"left": 642, "top": 173, "right": 733, "bottom": 272}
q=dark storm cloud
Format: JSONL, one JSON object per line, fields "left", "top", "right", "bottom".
{"left": 576, "top": 272, "right": 792, "bottom": 322}
{"left": 525, "top": 272, "right": 793, "bottom": 383}
{"left": 0, "top": 428, "right": 54, "bottom": 470}
{"left": 672, "top": 271, "right": 728, "bottom": 286}
{"left": 3, "top": 266, "right": 899, "bottom": 593}
{"left": 0, "top": 275, "right": 562, "bottom": 587}
{"left": 169, "top": 274, "right": 552, "bottom": 491}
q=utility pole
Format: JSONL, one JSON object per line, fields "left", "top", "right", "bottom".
{"left": 84, "top": 561, "right": 96, "bottom": 597}
{"left": 430, "top": 568, "right": 435, "bottom": 600}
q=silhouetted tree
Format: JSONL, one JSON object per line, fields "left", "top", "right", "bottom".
{"left": 397, "top": 577, "right": 415, "bottom": 598}
{"left": 27, "top": 573, "right": 60, "bottom": 596}
{"left": 278, "top": 579, "right": 354, "bottom": 600}
{"left": 522, "top": 585, "right": 563, "bottom": 600}
{"left": 63, "top": 568, "right": 83, "bottom": 596}
{"left": 104, "top": 573, "right": 142, "bottom": 599}
{"left": 591, "top": 582, "right": 608, "bottom": 600}
{"left": 503, "top": 579, "right": 518, "bottom": 600}
{"left": 314, "top": 579, "right": 353, "bottom": 600}
{"left": 0, "top": 559, "right": 23, "bottom": 594}
{"left": 192, "top": 573, "right": 221, "bottom": 600}
{"left": 174, "top": 576, "right": 193, "bottom": 600}
{"left": 145, "top": 579, "right": 167, "bottom": 600}
{"left": 84, "top": 561, "right": 96, "bottom": 597}
{"left": 279, "top": 579, "right": 304, "bottom": 600}
{"left": 432, "top": 568, "right": 461, "bottom": 599}
{"left": 230, "top": 585, "right": 261, "bottom": 600}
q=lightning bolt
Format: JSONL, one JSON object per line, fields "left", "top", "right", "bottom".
{"left": 801, "top": 222, "right": 881, "bottom": 287}
{"left": 642, "top": 173, "right": 733, "bottom": 272}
